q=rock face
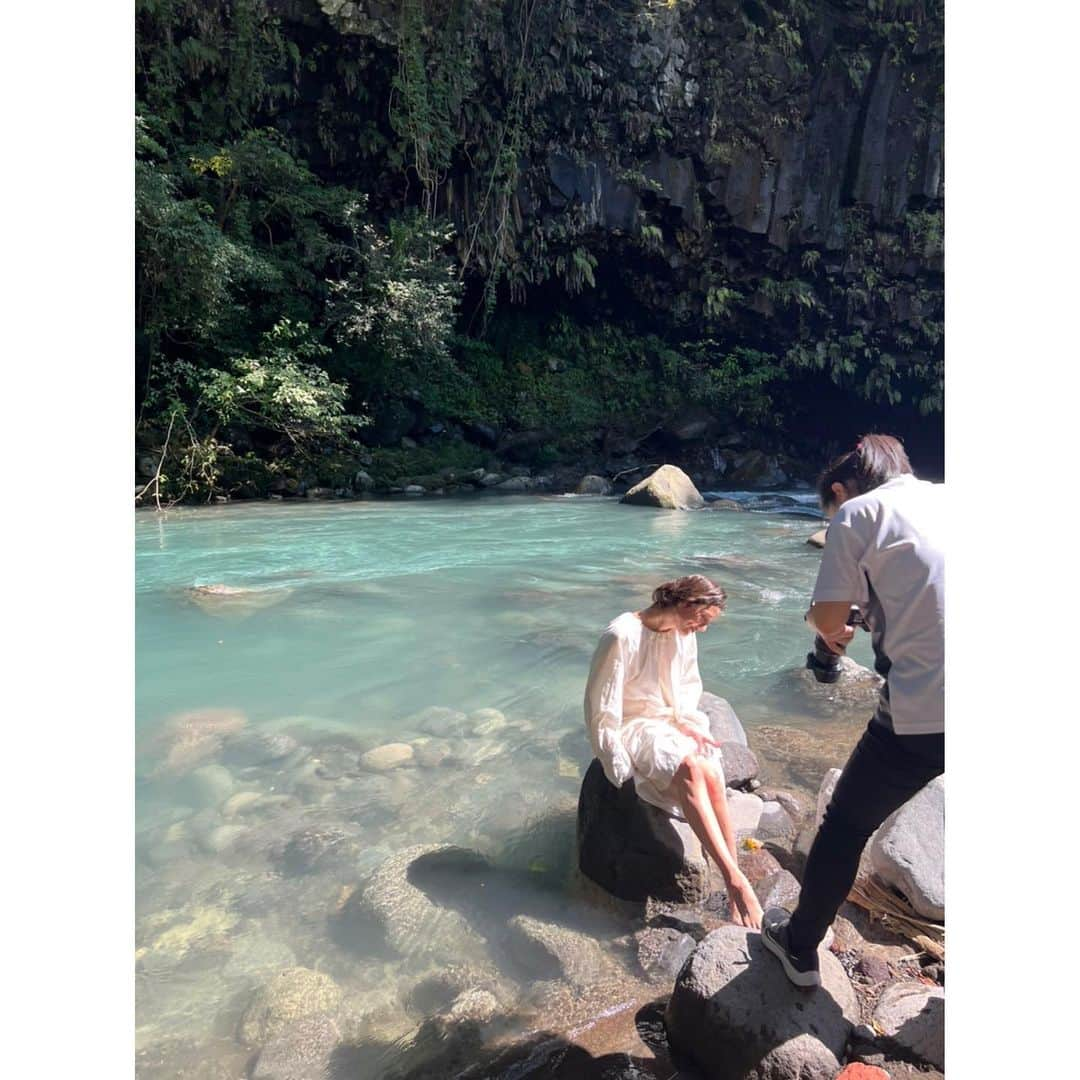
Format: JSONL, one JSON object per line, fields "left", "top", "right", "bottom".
{"left": 575, "top": 474, "right": 613, "bottom": 495}
{"left": 872, "top": 982, "right": 945, "bottom": 1070}
{"left": 621, "top": 465, "right": 704, "bottom": 510}
{"left": 665, "top": 925, "right": 859, "bottom": 1080}
{"left": 869, "top": 776, "right": 945, "bottom": 920}
{"left": 577, "top": 759, "right": 708, "bottom": 903}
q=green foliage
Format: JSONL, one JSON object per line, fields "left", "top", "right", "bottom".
{"left": 329, "top": 206, "right": 463, "bottom": 399}
{"left": 141, "top": 320, "right": 364, "bottom": 501}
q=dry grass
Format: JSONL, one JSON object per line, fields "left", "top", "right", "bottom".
{"left": 847, "top": 875, "right": 945, "bottom": 962}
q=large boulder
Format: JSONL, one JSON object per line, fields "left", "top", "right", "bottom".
{"left": 577, "top": 759, "right": 709, "bottom": 903}
{"left": 869, "top": 776, "right": 944, "bottom": 920}
{"left": 700, "top": 692, "right": 749, "bottom": 747}
{"left": 871, "top": 982, "right": 945, "bottom": 1069}
{"left": 727, "top": 450, "right": 789, "bottom": 488}
{"left": 338, "top": 844, "right": 487, "bottom": 963}
{"left": 620, "top": 464, "right": 704, "bottom": 510}
{"left": 665, "top": 925, "right": 858, "bottom": 1080}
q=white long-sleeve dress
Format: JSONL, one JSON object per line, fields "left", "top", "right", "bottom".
{"left": 583, "top": 611, "right": 725, "bottom": 818}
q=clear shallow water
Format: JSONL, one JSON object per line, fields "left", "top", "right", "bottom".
{"left": 135, "top": 494, "right": 877, "bottom": 1075}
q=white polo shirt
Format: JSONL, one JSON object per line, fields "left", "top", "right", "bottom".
{"left": 812, "top": 474, "right": 944, "bottom": 735}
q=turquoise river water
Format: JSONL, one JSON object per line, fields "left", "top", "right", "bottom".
{"left": 134, "top": 493, "right": 879, "bottom": 1077}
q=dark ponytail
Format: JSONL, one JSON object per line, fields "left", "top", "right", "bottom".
{"left": 816, "top": 434, "right": 912, "bottom": 509}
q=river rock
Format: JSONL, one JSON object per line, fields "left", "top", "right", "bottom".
{"left": 251, "top": 1014, "right": 342, "bottom": 1080}
{"left": 221, "top": 791, "right": 263, "bottom": 818}
{"left": 700, "top": 692, "right": 749, "bottom": 747}
{"left": 496, "top": 476, "right": 532, "bottom": 492}
{"left": 807, "top": 528, "right": 828, "bottom": 548}
{"left": 665, "top": 925, "right": 858, "bottom": 1080}
{"left": 757, "top": 801, "right": 797, "bottom": 844}
{"left": 275, "top": 824, "right": 351, "bottom": 876}
{"left": 469, "top": 708, "right": 508, "bottom": 736}
{"left": 178, "top": 764, "right": 235, "bottom": 807}
{"left": 577, "top": 758, "right": 709, "bottom": 904}
{"left": 754, "top": 869, "right": 802, "bottom": 911}
{"left": 871, "top": 982, "right": 945, "bottom": 1069}
{"left": 413, "top": 738, "right": 454, "bottom": 768}
{"left": 635, "top": 926, "right": 696, "bottom": 982}
{"left": 504, "top": 915, "right": 606, "bottom": 987}
{"left": 238, "top": 967, "right": 344, "bottom": 1045}
{"left": 155, "top": 707, "right": 248, "bottom": 775}
{"left": 446, "top": 988, "right": 501, "bottom": 1024}
{"left": 719, "top": 741, "right": 759, "bottom": 788}
{"left": 340, "top": 844, "right": 484, "bottom": 962}
{"left": 359, "top": 742, "right": 415, "bottom": 771}
{"left": 222, "top": 730, "right": 300, "bottom": 768}
{"left": 725, "top": 789, "right": 764, "bottom": 835}
{"left": 869, "top": 776, "right": 944, "bottom": 920}
{"left": 575, "top": 474, "right": 613, "bottom": 495}
{"left": 727, "top": 450, "right": 789, "bottom": 487}
{"left": 408, "top": 705, "right": 471, "bottom": 737}
{"left": 737, "top": 843, "right": 784, "bottom": 884}
{"left": 708, "top": 498, "right": 745, "bottom": 511}
{"left": 621, "top": 464, "right": 705, "bottom": 510}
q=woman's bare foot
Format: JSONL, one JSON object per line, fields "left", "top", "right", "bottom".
{"left": 727, "top": 874, "right": 763, "bottom": 929}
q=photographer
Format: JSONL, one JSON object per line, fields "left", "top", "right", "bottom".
{"left": 761, "top": 435, "right": 944, "bottom": 987}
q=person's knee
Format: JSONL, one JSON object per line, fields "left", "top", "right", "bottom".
{"left": 819, "top": 798, "right": 876, "bottom": 842}
{"left": 674, "top": 754, "right": 707, "bottom": 792}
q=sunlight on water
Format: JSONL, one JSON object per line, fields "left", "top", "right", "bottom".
{"left": 135, "top": 495, "right": 877, "bottom": 1074}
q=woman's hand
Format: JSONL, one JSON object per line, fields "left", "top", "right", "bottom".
{"left": 675, "top": 720, "right": 721, "bottom": 756}
{"left": 727, "top": 873, "right": 763, "bottom": 929}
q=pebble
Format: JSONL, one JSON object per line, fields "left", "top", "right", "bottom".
{"left": 359, "top": 743, "right": 415, "bottom": 771}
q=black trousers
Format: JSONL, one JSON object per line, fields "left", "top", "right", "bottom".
{"left": 787, "top": 717, "right": 945, "bottom": 954}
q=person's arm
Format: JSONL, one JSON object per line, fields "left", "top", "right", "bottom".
{"left": 805, "top": 601, "right": 858, "bottom": 653}
{"left": 808, "top": 506, "right": 871, "bottom": 651}
{"left": 584, "top": 631, "right": 634, "bottom": 787}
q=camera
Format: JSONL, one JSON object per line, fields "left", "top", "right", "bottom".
{"left": 805, "top": 606, "right": 865, "bottom": 684}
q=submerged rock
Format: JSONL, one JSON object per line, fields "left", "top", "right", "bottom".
{"left": 154, "top": 707, "right": 248, "bottom": 776}
{"left": 620, "top": 464, "right": 705, "bottom": 510}
{"left": 251, "top": 1013, "right": 342, "bottom": 1080}
{"left": 359, "top": 742, "right": 415, "bottom": 771}
{"left": 635, "top": 925, "right": 696, "bottom": 982}
{"left": 808, "top": 528, "right": 828, "bottom": 548}
{"left": 238, "top": 967, "right": 343, "bottom": 1046}
{"left": 504, "top": 914, "right": 606, "bottom": 987}
{"left": 339, "top": 844, "right": 486, "bottom": 963}
{"left": 869, "top": 776, "right": 944, "bottom": 920}
{"left": 407, "top": 705, "right": 471, "bottom": 738}
{"left": 577, "top": 759, "right": 709, "bottom": 904}
{"left": 665, "top": 925, "right": 858, "bottom": 1080}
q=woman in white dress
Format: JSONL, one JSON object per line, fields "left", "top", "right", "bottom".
{"left": 584, "top": 574, "right": 763, "bottom": 928}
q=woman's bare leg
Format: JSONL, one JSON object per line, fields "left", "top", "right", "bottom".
{"left": 672, "top": 755, "right": 762, "bottom": 928}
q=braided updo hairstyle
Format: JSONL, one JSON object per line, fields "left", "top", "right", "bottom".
{"left": 651, "top": 574, "right": 727, "bottom": 611}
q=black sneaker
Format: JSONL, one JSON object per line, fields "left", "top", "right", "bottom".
{"left": 761, "top": 907, "right": 821, "bottom": 988}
